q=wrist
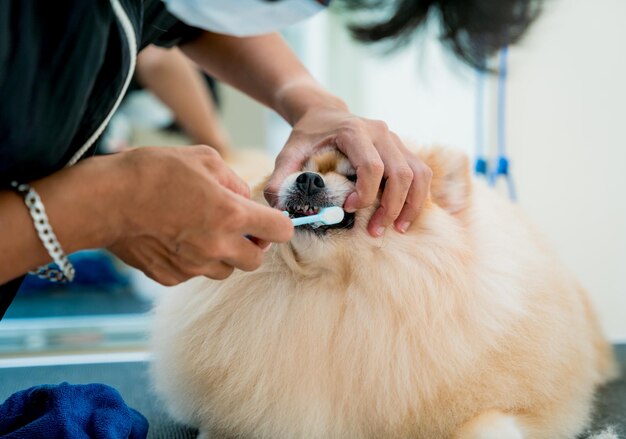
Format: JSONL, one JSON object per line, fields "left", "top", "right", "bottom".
{"left": 274, "top": 78, "right": 348, "bottom": 126}
{"left": 94, "top": 153, "right": 141, "bottom": 244}
{"left": 0, "top": 158, "right": 127, "bottom": 284}
{"left": 36, "top": 155, "right": 127, "bottom": 251}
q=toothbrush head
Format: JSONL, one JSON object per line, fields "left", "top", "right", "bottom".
{"left": 318, "top": 206, "right": 344, "bottom": 225}
{"left": 284, "top": 206, "right": 346, "bottom": 228}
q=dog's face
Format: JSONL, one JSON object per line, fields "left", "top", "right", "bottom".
{"left": 262, "top": 146, "right": 472, "bottom": 268}
{"left": 275, "top": 148, "right": 371, "bottom": 241}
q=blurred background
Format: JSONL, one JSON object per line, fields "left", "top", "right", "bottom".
{"left": 1, "top": 0, "right": 624, "bottom": 366}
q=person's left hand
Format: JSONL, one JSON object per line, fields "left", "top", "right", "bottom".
{"left": 264, "top": 106, "right": 432, "bottom": 237}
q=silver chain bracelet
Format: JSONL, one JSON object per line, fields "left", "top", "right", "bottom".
{"left": 10, "top": 181, "right": 75, "bottom": 283}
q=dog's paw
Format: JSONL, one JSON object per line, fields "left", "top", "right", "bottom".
{"left": 454, "top": 410, "right": 524, "bottom": 439}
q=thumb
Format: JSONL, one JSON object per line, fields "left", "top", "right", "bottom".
{"left": 240, "top": 197, "right": 294, "bottom": 243}
{"left": 264, "top": 147, "right": 307, "bottom": 207}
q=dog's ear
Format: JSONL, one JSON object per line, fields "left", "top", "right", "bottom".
{"left": 417, "top": 147, "right": 472, "bottom": 214}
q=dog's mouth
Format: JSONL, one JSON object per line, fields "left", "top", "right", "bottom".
{"left": 288, "top": 204, "right": 320, "bottom": 218}
{"left": 285, "top": 203, "right": 355, "bottom": 235}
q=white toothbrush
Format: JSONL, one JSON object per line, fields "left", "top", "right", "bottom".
{"left": 284, "top": 206, "right": 345, "bottom": 227}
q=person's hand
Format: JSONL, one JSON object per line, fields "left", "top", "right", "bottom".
{"left": 264, "top": 106, "right": 432, "bottom": 237}
{"left": 107, "top": 145, "right": 293, "bottom": 285}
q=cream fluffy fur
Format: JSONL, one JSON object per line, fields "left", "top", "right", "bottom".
{"left": 151, "top": 146, "right": 617, "bottom": 439}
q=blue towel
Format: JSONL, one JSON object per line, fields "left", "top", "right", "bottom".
{"left": 0, "top": 382, "right": 148, "bottom": 438}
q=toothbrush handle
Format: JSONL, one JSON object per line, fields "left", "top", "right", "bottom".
{"left": 291, "top": 215, "right": 321, "bottom": 227}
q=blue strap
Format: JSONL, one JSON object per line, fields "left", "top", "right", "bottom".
{"left": 489, "top": 46, "right": 517, "bottom": 201}
{"left": 496, "top": 46, "right": 508, "bottom": 159}
{"left": 475, "top": 157, "right": 488, "bottom": 175}
{"left": 474, "top": 66, "right": 488, "bottom": 176}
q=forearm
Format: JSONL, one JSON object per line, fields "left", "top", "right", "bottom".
{"left": 180, "top": 32, "right": 347, "bottom": 126}
{"left": 136, "top": 46, "right": 231, "bottom": 153}
{"left": 0, "top": 156, "right": 123, "bottom": 284}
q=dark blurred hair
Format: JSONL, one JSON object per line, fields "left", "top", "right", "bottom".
{"left": 340, "top": 0, "right": 542, "bottom": 68}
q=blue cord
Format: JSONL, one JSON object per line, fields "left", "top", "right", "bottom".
{"left": 490, "top": 46, "right": 517, "bottom": 201}
{"left": 474, "top": 67, "right": 488, "bottom": 177}
{"left": 497, "top": 46, "right": 508, "bottom": 159}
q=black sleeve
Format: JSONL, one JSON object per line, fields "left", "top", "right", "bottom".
{"left": 140, "top": 0, "right": 203, "bottom": 51}
{"left": 0, "top": 0, "right": 116, "bottom": 185}
{"left": 0, "top": 3, "right": 9, "bottom": 90}
{"left": 0, "top": 0, "right": 117, "bottom": 319}
{"left": 0, "top": 277, "right": 23, "bottom": 320}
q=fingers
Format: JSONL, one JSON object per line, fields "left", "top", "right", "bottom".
{"left": 170, "top": 197, "right": 289, "bottom": 276}
{"left": 147, "top": 260, "right": 234, "bottom": 284}
{"left": 152, "top": 260, "right": 234, "bottom": 284}
{"left": 155, "top": 242, "right": 248, "bottom": 283}
{"left": 238, "top": 197, "right": 294, "bottom": 243}
{"left": 336, "top": 128, "right": 384, "bottom": 212}
{"left": 220, "top": 236, "right": 265, "bottom": 272}
{"left": 149, "top": 259, "right": 191, "bottom": 286}
{"left": 393, "top": 147, "right": 432, "bottom": 233}
{"left": 264, "top": 138, "right": 309, "bottom": 206}
{"left": 247, "top": 236, "right": 272, "bottom": 252}
{"left": 112, "top": 237, "right": 193, "bottom": 287}
{"left": 175, "top": 232, "right": 265, "bottom": 275}
{"left": 169, "top": 253, "right": 236, "bottom": 281}
{"left": 202, "top": 262, "right": 235, "bottom": 280}
{"left": 173, "top": 235, "right": 266, "bottom": 280}
{"left": 171, "top": 234, "right": 270, "bottom": 280}
{"left": 366, "top": 134, "right": 413, "bottom": 236}
{"left": 333, "top": 121, "right": 431, "bottom": 237}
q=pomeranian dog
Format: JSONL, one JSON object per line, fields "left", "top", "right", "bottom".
{"left": 151, "top": 146, "right": 616, "bottom": 439}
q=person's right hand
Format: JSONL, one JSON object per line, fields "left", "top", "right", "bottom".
{"left": 107, "top": 145, "right": 293, "bottom": 285}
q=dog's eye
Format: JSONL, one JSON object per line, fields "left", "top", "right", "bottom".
{"left": 346, "top": 174, "right": 357, "bottom": 183}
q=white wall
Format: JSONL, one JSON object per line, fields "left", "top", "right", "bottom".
{"left": 507, "top": 0, "right": 626, "bottom": 340}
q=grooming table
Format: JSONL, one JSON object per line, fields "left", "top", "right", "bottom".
{"left": 1, "top": 346, "right": 625, "bottom": 438}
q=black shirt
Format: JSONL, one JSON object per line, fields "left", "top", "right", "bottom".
{"left": 0, "top": 0, "right": 201, "bottom": 319}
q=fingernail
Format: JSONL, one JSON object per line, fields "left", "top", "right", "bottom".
{"left": 397, "top": 221, "right": 410, "bottom": 233}
{"left": 344, "top": 193, "right": 358, "bottom": 213}
{"left": 262, "top": 243, "right": 272, "bottom": 253}
{"left": 374, "top": 226, "right": 385, "bottom": 237}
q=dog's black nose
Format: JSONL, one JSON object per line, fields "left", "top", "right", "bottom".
{"left": 296, "top": 172, "right": 325, "bottom": 196}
